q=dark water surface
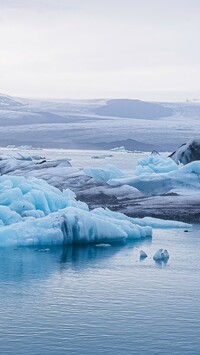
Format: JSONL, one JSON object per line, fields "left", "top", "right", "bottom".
{"left": 0, "top": 226, "right": 200, "bottom": 355}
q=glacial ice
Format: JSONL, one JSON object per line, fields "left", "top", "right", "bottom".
{"left": 0, "top": 153, "right": 71, "bottom": 176}
{"left": 110, "top": 146, "right": 127, "bottom": 152}
{"left": 136, "top": 153, "right": 179, "bottom": 174}
{"left": 92, "top": 208, "right": 191, "bottom": 229}
{"left": 153, "top": 249, "right": 169, "bottom": 261}
{"left": 140, "top": 250, "right": 148, "bottom": 259}
{"left": 0, "top": 175, "right": 152, "bottom": 247}
{"left": 170, "top": 139, "right": 200, "bottom": 165}
{"left": 0, "top": 149, "right": 195, "bottom": 248}
{"left": 108, "top": 159, "right": 200, "bottom": 194}
{"left": 84, "top": 164, "right": 125, "bottom": 182}
{"left": 2, "top": 151, "right": 199, "bottom": 200}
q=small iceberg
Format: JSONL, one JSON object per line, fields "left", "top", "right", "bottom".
{"left": 0, "top": 175, "right": 152, "bottom": 247}
{"left": 91, "top": 154, "right": 113, "bottom": 159}
{"left": 110, "top": 146, "right": 126, "bottom": 152}
{"left": 153, "top": 249, "right": 169, "bottom": 261}
{"left": 139, "top": 250, "right": 148, "bottom": 259}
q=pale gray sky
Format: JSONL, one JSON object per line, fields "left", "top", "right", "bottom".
{"left": 0, "top": 0, "right": 199, "bottom": 100}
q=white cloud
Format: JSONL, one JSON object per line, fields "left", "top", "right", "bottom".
{"left": 0, "top": 0, "right": 199, "bottom": 100}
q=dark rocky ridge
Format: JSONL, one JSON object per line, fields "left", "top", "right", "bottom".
{"left": 170, "top": 139, "right": 200, "bottom": 164}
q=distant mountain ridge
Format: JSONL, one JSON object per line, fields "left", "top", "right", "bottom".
{"left": 0, "top": 94, "right": 199, "bottom": 151}
{"left": 0, "top": 94, "right": 24, "bottom": 109}
{"left": 94, "top": 99, "right": 173, "bottom": 119}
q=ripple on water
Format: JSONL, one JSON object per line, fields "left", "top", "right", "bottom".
{"left": 0, "top": 227, "right": 200, "bottom": 354}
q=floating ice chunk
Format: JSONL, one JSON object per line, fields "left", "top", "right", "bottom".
{"left": 110, "top": 146, "right": 126, "bottom": 152}
{"left": 84, "top": 164, "right": 125, "bottom": 182}
{"left": 153, "top": 249, "right": 164, "bottom": 261}
{"left": 0, "top": 154, "right": 71, "bottom": 176}
{"left": 132, "top": 216, "right": 191, "bottom": 229}
{"left": 170, "top": 139, "right": 200, "bottom": 165}
{"left": 140, "top": 250, "right": 148, "bottom": 259}
{"left": 108, "top": 159, "right": 200, "bottom": 194}
{"left": 162, "top": 249, "right": 169, "bottom": 259}
{"left": 153, "top": 249, "right": 169, "bottom": 261}
{"left": 0, "top": 175, "right": 152, "bottom": 247}
{"left": 91, "top": 154, "right": 113, "bottom": 159}
{"left": 136, "top": 154, "right": 179, "bottom": 175}
{"left": 79, "top": 185, "right": 142, "bottom": 201}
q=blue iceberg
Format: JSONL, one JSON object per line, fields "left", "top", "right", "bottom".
{"left": 0, "top": 175, "right": 152, "bottom": 247}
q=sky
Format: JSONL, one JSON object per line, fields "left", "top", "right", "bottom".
{"left": 0, "top": 0, "right": 199, "bottom": 101}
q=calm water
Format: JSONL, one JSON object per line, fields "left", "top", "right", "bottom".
{"left": 0, "top": 146, "right": 149, "bottom": 172}
{"left": 0, "top": 226, "right": 200, "bottom": 355}
{"left": 0, "top": 148, "right": 199, "bottom": 354}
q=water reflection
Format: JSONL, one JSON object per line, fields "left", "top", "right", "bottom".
{"left": 154, "top": 258, "right": 169, "bottom": 267}
{"left": 60, "top": 244, "right": 120, "bottom": 264}
{"left": 0, "top": 238, "right": 151, "bottom": 284}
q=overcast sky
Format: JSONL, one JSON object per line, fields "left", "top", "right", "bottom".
{"left": 0, "top": 0, "right": 199, "bottom": 100}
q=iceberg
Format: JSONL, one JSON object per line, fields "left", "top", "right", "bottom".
{"left": 0, "top": 153, "right": 71, "bottom": 175}
{"left": 108, "top": 160, "right": 200, "bottom": 194}
{"left": 153, "top": 249, "right": 169, "bottom": 261}
{"left": 140, "top": 250, "right": 148, "bottom": 259}
{"left": 91, "top": 154, "right": 113, "bottom": 159}
{"left": 0, "top": 141, "right": 198, "bottom": 222}
{"left": 170, "top": 139, "right": 200, "bottom": 165}
{"left": 84, "top": 164, "right": 125, "bottom": 182}
{"left": 0, "top": 175, "right": 152, "bottom": 247}
{"left": 136, "top": 153, "right": 179, "bottom": 175}
{"left": 92, "top": 208, "right": 191, "bottom": 229}
{"left": 110, "top": 146, "right": 127, "bottom": 152}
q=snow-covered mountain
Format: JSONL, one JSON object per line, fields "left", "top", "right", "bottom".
{"left": 0, "top": 94, "right": 200, "bottom": 151}
{"left": 0, "top": 93, "right": 24, "bottom": 108}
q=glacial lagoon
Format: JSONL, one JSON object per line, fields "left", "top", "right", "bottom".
{"left": 0, "top": 148, "right": 199, "bottom": 354}
{"left": 0, "top": 227, "right": 200, "bottom": 355}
